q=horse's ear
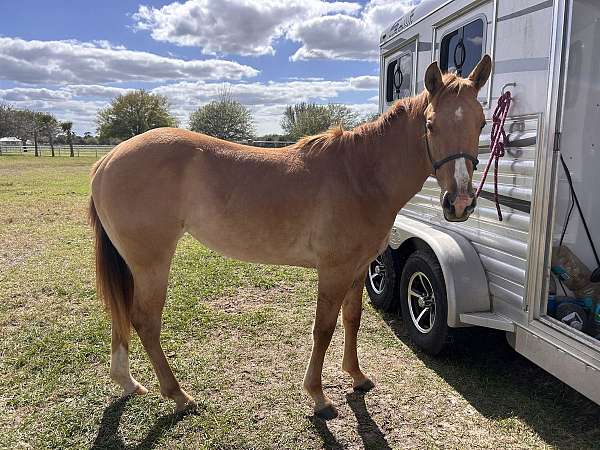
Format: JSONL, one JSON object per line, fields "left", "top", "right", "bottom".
{"left": 468, "top": 54, "right": 492, "bottom": 91}
{"left": 425, "top": 61, "right": 443, "bottom": 96}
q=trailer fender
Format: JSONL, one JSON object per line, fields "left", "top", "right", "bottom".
{"left": 388, "top": 215, "right": 490, "bottom": 327}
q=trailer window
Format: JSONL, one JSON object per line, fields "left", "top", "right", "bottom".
{"left": 440, "top": 18, "right": 484, "bottom": 77}
{"left": 386, "top": 51, "right": 412, "bottom": 103}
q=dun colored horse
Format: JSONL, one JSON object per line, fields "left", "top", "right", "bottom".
{"left": 89, "top": 57, "right": 491, "bottom": 419}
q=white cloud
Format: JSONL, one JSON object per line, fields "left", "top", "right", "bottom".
{"left": 66, "top": 85, "right": 132, "bottom": 98}
{"left": 0, "top": 85, "right": 132, "bottom": 102}
{"left": 348, "top": 75, "right": 379, "bottom": 90}
{"left": 0, "top": 88, "right": 71, "bottom": 102}
{"left": 133, "top": 0, "right": 413, "bottom": 61}
{"left": 289, "top": 0, "right": 414, "bottom": 60}
{"left": 133, "top": 0, "right": 361, "bottom": 56}
{"left": 150, "top": 76, "right": 377, "bottom": 110}
{"left": 0, "top": 37, "right": 259, "bottom": 85}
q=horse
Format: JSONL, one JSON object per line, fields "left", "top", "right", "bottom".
{"left": 89, "top": 56, "right": 492, "bottom": 419}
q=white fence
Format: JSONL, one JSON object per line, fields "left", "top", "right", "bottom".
{"left": 0, "top": 144, "right": 115, "bottom": 157}
{"left": 0, "top": 140, "right": 295, "bottom": 158}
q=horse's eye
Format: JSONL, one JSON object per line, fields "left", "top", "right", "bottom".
{"left": 426, "top": 121, "right": 434, "bottom": 132}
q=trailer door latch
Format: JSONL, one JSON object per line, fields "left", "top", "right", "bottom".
{"left": 553, "top": 131, "right": 561, "bottom": 152}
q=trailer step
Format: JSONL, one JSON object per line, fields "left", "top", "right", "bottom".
{"left": 459, "top": 312, "right": 515, "bottom": 331}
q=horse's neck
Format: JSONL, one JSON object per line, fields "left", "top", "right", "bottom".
{"left": 363, "top": 104, "right": 432, "bottom": 211}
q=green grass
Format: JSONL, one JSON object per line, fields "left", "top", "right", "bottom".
{"left": 1, "top": 154, "right": 599, "bottom": 449}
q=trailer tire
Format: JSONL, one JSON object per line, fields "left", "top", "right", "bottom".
{"left": 400, "top": 250, "right": 448, "bottom": 355}
{"left": 365, "top": 247, "right": 399, "bottom": 312}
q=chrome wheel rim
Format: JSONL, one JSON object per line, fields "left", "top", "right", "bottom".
{"left": 368, "top": 256, "right": 386, "bottom": 295}
{"left": 407, "top": 271, "right": 436, "bottom": 334}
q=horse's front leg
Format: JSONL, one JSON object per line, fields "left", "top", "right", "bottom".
{"left": 342, "top": 271, "right": 374, "bottom": 392}
{"left": 303, "top": 267, "right": 353, "bottom": 420}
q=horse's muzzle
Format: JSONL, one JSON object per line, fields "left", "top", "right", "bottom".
{"left": 441, "top": 191, "right": 476, "bottom": 222}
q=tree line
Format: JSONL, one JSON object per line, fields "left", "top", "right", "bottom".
{"left": 0, "top": 105, "right": 75, "bottom": 157}
{"left": 0, "top": 89, "right": 379, "bottom": 154}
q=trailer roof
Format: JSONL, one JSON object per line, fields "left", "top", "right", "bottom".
{"left": 380, "top": 0, "right": 449, "bottom": 45}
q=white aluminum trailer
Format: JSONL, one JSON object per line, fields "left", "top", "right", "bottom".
{"left": 368, "top": 0, "right": 600, "bottom": 405}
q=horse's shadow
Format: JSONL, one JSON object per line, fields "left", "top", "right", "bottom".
{"left": 346, "top": 391, "right": 392, "bottom": 450}
{"left": 309, "top": 390, "right": 391, "bottom": 450}
{"left": 91, "top": 395, "right": 195, "bottom": 450}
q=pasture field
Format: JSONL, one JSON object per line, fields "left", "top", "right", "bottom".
{"left": 0, "top": 155, "right": 599, "bottom": 449}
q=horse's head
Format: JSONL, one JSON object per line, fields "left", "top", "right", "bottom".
{"left": 422, "top": 55, "right": 492, "bottom": 222}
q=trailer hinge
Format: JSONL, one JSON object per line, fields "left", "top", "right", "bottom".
{"left": 553, "top": 131, "right": 561, "bottom": 152}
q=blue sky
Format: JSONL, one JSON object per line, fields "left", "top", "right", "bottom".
{"left": 0, "top": 0, "right": 413, "bottom": 135}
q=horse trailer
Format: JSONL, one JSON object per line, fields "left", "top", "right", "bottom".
{"left": 369, "top": 0, "right": 600, "bottom": 405}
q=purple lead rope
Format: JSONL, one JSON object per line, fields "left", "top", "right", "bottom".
{"left": 475, "top": 91, "right": 512, "bottom": 221}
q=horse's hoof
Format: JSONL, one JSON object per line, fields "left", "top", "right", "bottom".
{"left": 124, "top": 382, "right": 148, "bottom": 396}
{"left": 134, "top": 384, "right": 149, "bottom": 395}
{"left": 175, "top": 398, "right": 197, "bottom": 414}
{"left": 353, "top": 378, "right": 375, "bottom": 393}
{"left": 314, "top": 404, "right": 338, "bottom": 420}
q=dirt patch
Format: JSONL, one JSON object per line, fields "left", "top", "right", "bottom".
{"left": 206, "top": 283, "right": 306, "bottom": 313}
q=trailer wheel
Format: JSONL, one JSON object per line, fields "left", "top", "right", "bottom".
{"left": 400, "top": 250, "right": 448, "bottom": 355}
{"left": 365, "top": 247, "right": 399, "bottom": 312}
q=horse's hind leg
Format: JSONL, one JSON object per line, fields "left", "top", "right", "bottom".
{"left": 130, "top": 259, "right": 196, "bottom": 412}
{"left": 110, "top": 320, "right": 148, "bottom": 395}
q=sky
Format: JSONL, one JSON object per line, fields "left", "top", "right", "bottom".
{"left": 0, "top": 0, "right": 414, "bottom": 136}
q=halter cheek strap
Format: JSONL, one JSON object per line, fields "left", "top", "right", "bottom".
{"left": 424, "top": 124, "right": 479, "bottom": 173}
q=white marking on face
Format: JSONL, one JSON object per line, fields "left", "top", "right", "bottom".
{"left": 455, "top": 106, "right": 463, "bottom": 121}
{"left": 454, "top": 158, "right": 470, "bottom": 193}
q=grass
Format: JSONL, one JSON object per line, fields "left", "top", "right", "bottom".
{"left": 1, "top": 154, "right": 599, "bottom": 449}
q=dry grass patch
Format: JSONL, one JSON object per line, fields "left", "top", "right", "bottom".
{"left": 206, "top": 283, "right": 303, "bottom": 314}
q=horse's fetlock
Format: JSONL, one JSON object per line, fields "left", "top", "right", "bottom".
{"left": 160, "top": 384, "right": 184, "bottom": 400}
{"left": 303, "top": 378, "right": 321, "bottom": 394}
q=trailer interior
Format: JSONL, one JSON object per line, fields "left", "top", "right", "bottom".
{"left": 544, "top": 0, "right": 600, "bottom": 348}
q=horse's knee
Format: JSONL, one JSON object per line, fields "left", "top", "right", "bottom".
{"left": 312, "top": 325, "right": 335, "bottom": 343}
{"left": 342, "top": 312, "right": 361, "bottom": 329}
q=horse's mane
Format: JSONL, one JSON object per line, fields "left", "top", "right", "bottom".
{"left": 293, "top": 73, "right": 472, "bottom": 155}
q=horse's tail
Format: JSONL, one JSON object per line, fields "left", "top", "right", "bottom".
{"left": 89, "top": 196, "right": 134, "bottom": 346}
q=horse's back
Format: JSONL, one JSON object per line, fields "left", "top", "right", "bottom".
{"left": 90, "top": 127, "right": 324, "bottom": 267}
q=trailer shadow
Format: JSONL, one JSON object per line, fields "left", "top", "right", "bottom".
{"left": 380, "top": 311, "right": 600, "bottom": 449}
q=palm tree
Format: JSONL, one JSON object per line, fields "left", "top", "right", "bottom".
{"left": 37, "top": 114, "right": 59, "bottom": 156}
{"left": 61, "top": 121, "right": 74, "bottom": 157}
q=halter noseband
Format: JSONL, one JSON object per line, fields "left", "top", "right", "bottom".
{"left": 424, "top": 123, "right": 479, "bottom": 173}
